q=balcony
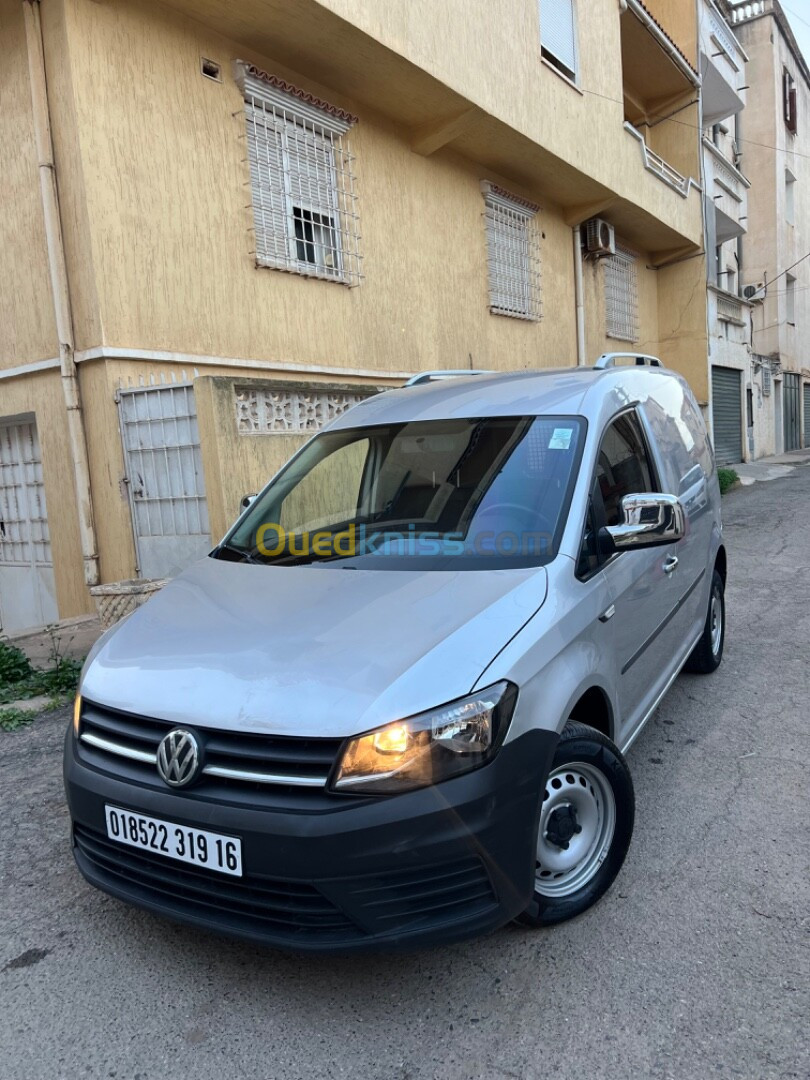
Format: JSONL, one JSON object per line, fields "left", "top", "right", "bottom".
{"left": 714, "top": 289, "right": 746, "bottom": 324}
{"left": 703, "top": 137, "right": 750, "bottom": 242}
{"left": 700, "top": 0, "right": 747, "bottom": 126}
{"left": 621, "top": 0, "right": 702, "bottom": 195}
{"left": 625, "top": 124, "right": 691, "bottom": 196}
{"left": 728, "top": 2, "right": 767, "bottom": 25}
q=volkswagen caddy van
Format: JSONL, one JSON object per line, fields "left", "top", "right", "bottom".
{"left": 65, "top": 357, "right": 726, "bottom": 951}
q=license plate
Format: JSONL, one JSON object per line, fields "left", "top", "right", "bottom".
{"left": 104, "top": 805, "right": 242, "bottom": 877}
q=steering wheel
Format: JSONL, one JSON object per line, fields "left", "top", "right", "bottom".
{"left": 473, "top": 503, "right": 555, "bottom": 549}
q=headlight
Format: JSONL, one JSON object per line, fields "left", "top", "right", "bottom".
{"left": 73, "top": 693, "right": 82, "bottom": 736}
{"left": 330, "top": 681, "right": 517, "bottom": 795}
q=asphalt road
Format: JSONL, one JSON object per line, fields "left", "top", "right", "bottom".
{"left": 2, "top": 470, "right": 808, "bottom": 1080}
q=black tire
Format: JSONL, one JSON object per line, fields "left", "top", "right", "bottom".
{"left": 516, "top": 721, "right": 634, "bottom": 928}
{"left": 684, "top": 568, "right": 725, "bottom": 674}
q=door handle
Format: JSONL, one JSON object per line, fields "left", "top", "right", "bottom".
{"left": 663, "top": 555, "right": 679, "bottom": 575}
{"left": 599, "top": 604, "right": 616, "bottom": 622}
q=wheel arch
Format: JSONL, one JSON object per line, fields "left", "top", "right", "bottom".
{"left": 496, "top": 640, "right": 621, "bottom": 747}
{"left": 567, "top": 685, "right": 615, "bottom": 741}
{"left": 715, "top": 544, "right": 727, "bottom": 585}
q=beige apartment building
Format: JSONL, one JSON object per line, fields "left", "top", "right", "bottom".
{"left": 0, "top": 0, "right": 710, "bottom": 633}
{"left": 730, "top": 0, "right": 810, "bottom": 455}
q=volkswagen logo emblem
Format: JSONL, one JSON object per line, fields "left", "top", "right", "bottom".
{"left": 156, "top": 728, "right": 201, "bottom": 788}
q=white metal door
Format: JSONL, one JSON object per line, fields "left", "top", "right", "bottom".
{"left": 118, "top": 385, "right": 211, "bottom": 580}
{"left": 0, "top": 419, "right": 58, "bottom": 632}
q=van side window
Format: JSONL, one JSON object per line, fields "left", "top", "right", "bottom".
{"left": 641, "top": 393, "right": 705, "bottom": 494}
{"left": 596, "top": 412, "right": 655, "bottom": 526}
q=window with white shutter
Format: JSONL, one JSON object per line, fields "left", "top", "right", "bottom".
{"left": 236, "top": 62, "right": 362, "bottom": 285}
{"left": 481, "top": 182, "right": 542, "bottom": 321}
{"left": 540, "top": 0, "right": 579, "bottom": 82}
{"left": 604, "top": 245, "right": 639, "bottom": 342}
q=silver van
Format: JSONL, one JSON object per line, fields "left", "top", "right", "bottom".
{"left": 65, "top": 357, "right": 726, "bottom": 950}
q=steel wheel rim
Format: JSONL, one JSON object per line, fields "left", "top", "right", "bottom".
{"left": 535, "top": 761, "right": 616, "bottom": 898}
{"left": 710, "top": 590, "right": 723, "bottom": 655}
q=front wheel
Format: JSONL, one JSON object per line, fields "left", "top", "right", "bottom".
{"left": 516, "top": 722, "right": 634, "bottom": 928}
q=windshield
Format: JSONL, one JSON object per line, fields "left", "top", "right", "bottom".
{"left": 220, "top": 415, "right": 585, "bottom": 569}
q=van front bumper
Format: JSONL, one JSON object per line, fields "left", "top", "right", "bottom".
{"left": 64, "top": 727, "right": 557, "bottom": 952}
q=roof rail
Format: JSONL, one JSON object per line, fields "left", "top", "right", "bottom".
{"left": 404, "top": 369, "right": 492, "bottom": 387}
{"left": 595, "top": 353, "right": 664, "bottom": 369}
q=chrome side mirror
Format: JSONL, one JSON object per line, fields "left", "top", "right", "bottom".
{"left": 240, "top": 493, "right": 258, "bottom": 511}
{"left": 604, "top": 493, "right": 685, "bottom": 551}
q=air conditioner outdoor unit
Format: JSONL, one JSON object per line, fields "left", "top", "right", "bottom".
{"left": 743, "top": 281, "right": 766, "bottom": 301}
{"left": 584, "top": 218, "right": 616, "bottom": 257}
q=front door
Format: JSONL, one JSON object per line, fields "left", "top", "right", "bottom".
{"left": 0, "top": 419, "right": 58, "bottom": 633}
{"left": 118, "top": 385, "right": 211, "bottom": 580}
{"left": 591, "top": 409, "right": 683, "bottom": 741}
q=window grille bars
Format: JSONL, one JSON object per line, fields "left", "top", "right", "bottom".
{"left": 481, "top": 182, "right": 542, "bottom": 321}
{"left": 238, "top": 64, "right": 362, "bottom": 286}
{"left": 604, "top": 244, "right": 640, "bottom": 342}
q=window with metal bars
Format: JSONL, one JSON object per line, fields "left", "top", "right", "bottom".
{"left": 481, "top": 182, "right": 542, "bottom": 321}
{"left": 236, "top": 63, "right": 362, "bottom": 285}
{"left": 604, "top": 244, "right": 639, "bottom": 342}
{"left": 0, "top": 422, "right": 52, "bottom": 567}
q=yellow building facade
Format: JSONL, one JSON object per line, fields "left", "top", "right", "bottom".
{"left": 1, "top": 0, "right": 709, "bottom": 631}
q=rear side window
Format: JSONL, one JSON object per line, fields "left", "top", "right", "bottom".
{"left": 595, "top": 411, "right": 656, "bottom": 526}
{"left": 641, "top": 380, "right": 715, "bottom": 494}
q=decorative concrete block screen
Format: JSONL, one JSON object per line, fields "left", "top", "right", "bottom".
{"left": 235, "top": 387, "right": 370, "bottom": 435}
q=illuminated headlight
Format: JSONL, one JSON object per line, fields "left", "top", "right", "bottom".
{"left": 330, "top": 682, "right": 517, "bottom": 795}
{"left": 73, "top": 693, "right": 82, "bottom": 736}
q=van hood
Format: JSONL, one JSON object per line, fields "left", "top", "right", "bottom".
{"left": 81, "top": 557, "right": 548, "bottom": 737}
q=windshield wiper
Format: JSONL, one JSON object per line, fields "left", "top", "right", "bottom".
{"left": 214, "top": 541, "right": 261, "bottom": 565}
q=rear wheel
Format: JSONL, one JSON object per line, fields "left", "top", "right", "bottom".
{"left": 684, "top": 568, "right": 725, "bottom": 674}
{"left": 516, "top": 722, "right": 634, "bottom": 927}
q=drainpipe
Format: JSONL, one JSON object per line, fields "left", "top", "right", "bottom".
{"left": 573, "top": 226, "right": 587, "bottom": 366}
{"left": 22, "top": 0, "right": 99, "bottom": 587}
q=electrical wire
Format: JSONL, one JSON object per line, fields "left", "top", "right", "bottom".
{"left": 782, "top": 3, "right": 810, "bottom": 33}
{"left": 755, "top": 249, "right": 810, "bottom": 292}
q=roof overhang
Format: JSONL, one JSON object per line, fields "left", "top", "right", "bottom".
{"left": 622, "top": 6, "right": 700, "bottom": 126}
{"left": 624, "top": 1, "right": 702, "bottom": 90}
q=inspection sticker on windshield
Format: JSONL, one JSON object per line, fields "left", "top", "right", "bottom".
{"left": 549, "top": 428, "right": 574, "bottom": 450}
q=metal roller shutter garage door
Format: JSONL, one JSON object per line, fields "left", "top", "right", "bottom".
{"left": 711, "top": 366, "right": 743, "bottom": 466}
{"left": 783, "top": 373, "right": 800, "bottom": 452}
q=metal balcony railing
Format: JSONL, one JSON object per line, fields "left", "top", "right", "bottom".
{"left": 624, "top": 123, "right": 693, "bottom": 197}
{"left": 716, "top": 293, "right": 745, "bottom": 323}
